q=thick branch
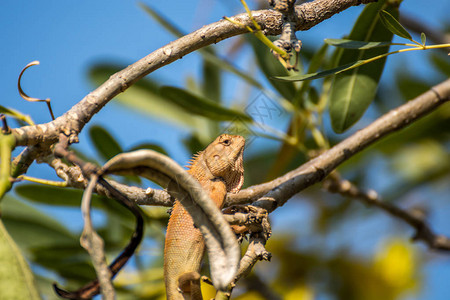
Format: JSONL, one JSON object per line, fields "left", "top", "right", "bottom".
{"left": 46, "top": 155, "right": 173, "bottom": 206}
{"left": 12, "top": 0, "right": 374, "bottom": 147}
{"left": 227, "top": 79, "right": 450, "bottom": 208}
{"left": 102, "top": 150, "right": 240, "bottom": 290}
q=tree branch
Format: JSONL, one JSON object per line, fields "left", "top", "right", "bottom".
{"left": 227, "top": 78, "right": 450, "bottom": 208}
{"left": 323, "top": 172, "right": 450, "bottom": 251}
{"left": 45, "top": 155, "right": 173, "bottom": 206}
{"left": 79, "top": 175, "right": 115, "bottom": 300}
{"left": 45, "top": 79, "right": 450, "bottom": 217}
{"left": 11, "top": 0, "right": 375, "bottom": 147}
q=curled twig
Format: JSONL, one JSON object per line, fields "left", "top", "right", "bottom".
{"left": 18, "top": 61, "right": 55, "bottom": 120}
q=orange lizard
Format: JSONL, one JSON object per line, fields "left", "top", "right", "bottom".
{"left": 164, "top": 134, "right": 245, "bottom": 300}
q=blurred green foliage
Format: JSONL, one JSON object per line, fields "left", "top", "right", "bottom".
{"left": 1, "top": 0, "right": 449, "bottom": 299}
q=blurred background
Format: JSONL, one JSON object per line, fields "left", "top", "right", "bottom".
{"left": 1, "top": 0, "right": 449, "bottom": 299}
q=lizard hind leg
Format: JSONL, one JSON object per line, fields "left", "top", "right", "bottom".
{"left": 178, "top": 271, "right": 203, "bottom": 300}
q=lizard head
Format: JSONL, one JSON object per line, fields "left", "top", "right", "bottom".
{"left": 204, "top": 134, "right": 245, "bottom": 194}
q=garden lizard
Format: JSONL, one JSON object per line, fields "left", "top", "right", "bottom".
{"left": 164, "top": 134, "right": 245, "bottom": 300}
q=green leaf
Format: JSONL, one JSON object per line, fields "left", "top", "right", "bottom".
{"left": 274, "top": 60, "right": 367, "bottom": 82}
{"left": 1, "top": 196, "right": 76, "bottom": 250}
{"left": 89, "top": 125, "right": 123, "bottom": 161}
{"left": 325, "top": 38, "right": 393, "bottom": 49}
{"left": 248, "top": 35, "right": 298, "bottom": 100}
{"left": 15, "top": 184, "right": 134, "bottom": 223}
{"left": 306, "top": 43, "right": 330, "bottom": 74}
{"left": 420, "top": 32, "right": 426, "bottom": 45}
{"left": 292, "top": 43, "right": 330, "bottom": 106}
{"left": 0, "top": 132, "right": 15, "bottom": 200}
{"left": 0, "top": 106, "right": 33, "bottom": 125}
{"left": 200, "top": 50, "right": 263, "bottom": 89}
{"left": 139, "top": 2, "right": 184, "bottom": 38}
{"left": 430, "top": 53, "right": 450, "bottom": 77}
{"left": 89, "top": 64, "right": 197, "bottom": 127}
{"left": 328, "top": 1, "right": 397, "bottom": 133}
{"left": 139, "top": 3, "right": 262, "bottom": 89}
{"left": 15, "top": 184, "right": 94, "bottom": 207}
{"left": 129, "top": 143, "right": 168, "bottom": 156}
{"left": 0, "top": 218, "right": 41, "bottom": 300}
{"left": 396, "top": 73, "right": 431, "bottom": 101}
{"left": 1, "top": 196, "right": 94, "bottom": 284}
{"left": 202, "top": 47, "right": 222, "bottom": 102}
{"left": 32, "top": 249, "right": 95, "bottom": 282}
{"left": 379, "top": 10, "right": 412, "bottom": 41}
{"left": 160, "top": 86, "right": 252, "bottom": 121}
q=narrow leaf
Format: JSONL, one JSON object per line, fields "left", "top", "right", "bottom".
{"left": 430, "top": 53, "right": 450, "bottom": 77}
{"left": 202, "top": 47, "right": 222, "bottom": 102}
{"left": 139, "top": 2, "right": 184, "bottom": 38}
{"left": 15, "top": 184, "right": 98, "bottom": 207}
{"left": 274, "top": 60, "right": 366, "bottom": 81}
{"left": 396, "top": 74, "right": 431, "bottom": 101}
{"left": 329, "top": 1, "right": 398, "bottom": 133}
{"left": 292, "top": 43, "right": 329, "bottom": 106}
{"left": 89, "top": 64, "right": 197, "bottom": 127}
{"left": 1, "top": 196, "right": 76, "bottom": 249}
{"left": 421, "top": 32, "right": 426, "bottom": 45}
{"left": 0, "top": 106, "right": 33, "bottom": 125}
{"left": 139, "top": 3, "right": 262, "bottom": 89}
{"left": 160, "top": 86, "right": 251, "bottom": 121}
{"left": 200, "top": 50, "right": 262, "bottom": 88}
{"left": 379, "top": 10, "right": 412, "bottom": 41}
{"left": 325, "top": 38, "right": 392, "bottom": 49}
{"left": 89, "top": 125, "right": 123, "bottom": 161}
{"left": 248, "top": 35, "right": 298, "bottom": 100}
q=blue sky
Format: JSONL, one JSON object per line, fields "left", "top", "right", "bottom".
{"left": 2, "top": 1, "right": 450, "bottom": 299}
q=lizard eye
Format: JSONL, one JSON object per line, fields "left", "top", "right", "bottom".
{"left": 222, "top": 139, "right": 231, "bottom": 146}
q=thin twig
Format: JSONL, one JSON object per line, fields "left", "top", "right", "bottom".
{"left": 0, "top": 114, "right": 10, "bottom": 134}
{"left": 227, "top": 78, "right": 450, "bottom": 208}
{"left": 80, "top": 174, "right": 115, "bottom": 300}
{"left": 323, "top": 173, "right": 450, "bottom": 251}
{"left": 400, "top": 14, "right": 450, "bottom": 46}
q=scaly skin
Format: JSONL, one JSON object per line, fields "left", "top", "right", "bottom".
{"left": 164, "top": 134, "right": 245, "bottom": 300}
